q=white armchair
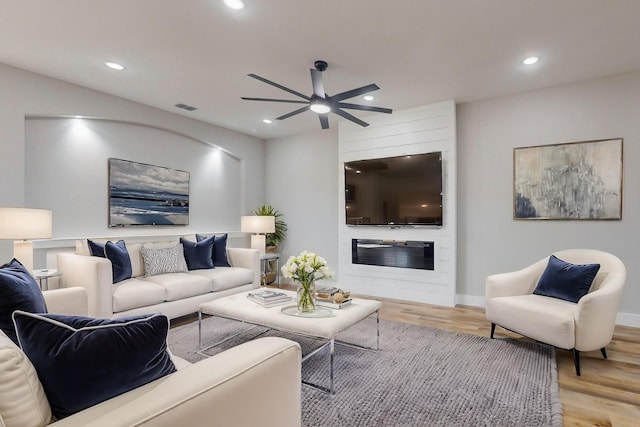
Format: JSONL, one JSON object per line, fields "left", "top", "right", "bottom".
{"left": 485, "top": 249, "right": 626, "bottom": 376}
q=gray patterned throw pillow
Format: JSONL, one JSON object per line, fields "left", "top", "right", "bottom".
{"left": 140, "top": 244, "right": 188, "bottom": 277}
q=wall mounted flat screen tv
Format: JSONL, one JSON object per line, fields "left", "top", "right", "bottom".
{"left": 344, "top": 152, "right": 443, "bottom": 226}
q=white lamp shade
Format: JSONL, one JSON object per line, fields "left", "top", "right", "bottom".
{"left": 0, "top": 208, "right": 53, "bottom": 240}
{"left": 240, "top": 215, "right": 275, "bottom": 234}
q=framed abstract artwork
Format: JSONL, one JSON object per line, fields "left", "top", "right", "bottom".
{"left": 513, "top": 138, "right": 622, "bottom": 220}
{"left": 108, "top": 158, "right": 190, "bottom": 226}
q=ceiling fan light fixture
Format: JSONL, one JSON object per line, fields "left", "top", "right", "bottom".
{"left": 523, "top": 56, "right": 539, "bottom": 65}
{"left": 241, "top": 60, "right": 392, "bottom": 129}
{"left": 310, "top": 101, "right": 331, "bottom": 114}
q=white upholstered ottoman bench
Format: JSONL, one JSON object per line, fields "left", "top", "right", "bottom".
{"left": 198, "top": 289, "right": 382, "bottom": 393}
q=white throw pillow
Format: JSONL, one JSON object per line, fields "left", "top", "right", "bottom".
{"left": 0, "top": 330, "right": 52, "bottom": 427}
{"left": 140, "top": 244, "right": 188, "bottom": 277}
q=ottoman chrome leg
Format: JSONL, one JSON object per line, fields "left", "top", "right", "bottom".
{"left": 329, "top": 338, "right": 335, "bottom": 394}
{"left": 198, "top": 310, "right": 203, "bottom": 350}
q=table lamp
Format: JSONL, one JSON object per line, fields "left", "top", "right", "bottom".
{"left": 0, "top": 207, "right": 53, "bottom": 273}
{"left": 241, "top": 215, "right": 275, "bottom": 255}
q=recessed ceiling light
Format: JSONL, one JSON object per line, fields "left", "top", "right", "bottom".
{"left": 224, "top": 0, "right": 245, "bottom": 10}
{"left": 105, "top": 62, "right": 125, "bottom": 71}
{"left": 523, "top": 56, "right": 539, "bottom": 65}
{"left": 262, "top": 119, "right": 273, "bottom": 124}
{"left": 363, "top": 95, "right": 375, "bottom": 101}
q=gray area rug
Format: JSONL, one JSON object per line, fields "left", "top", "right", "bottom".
{"left": 168, "top": 316, "right": 562, "bottom": 427}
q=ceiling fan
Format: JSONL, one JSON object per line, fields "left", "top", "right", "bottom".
{"left": 241, "top": 60, "right": 392, "bottom": 129}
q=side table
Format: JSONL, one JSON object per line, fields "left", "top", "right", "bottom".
{"left": 260, "top": 253, "right": 280, "bottom": 287}
{"left": 32, "top": 269, "right": 62, "bottom": 291}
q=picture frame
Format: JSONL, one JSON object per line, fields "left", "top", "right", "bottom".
{"left": 513, "top": 138, "right": 623, "bottom": 220}
{"left": 108, "top": 158, "right": 190, "bottom": 226}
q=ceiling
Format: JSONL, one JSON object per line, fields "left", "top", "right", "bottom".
{"left": 1, "top": 1, "right": 640, "bottom": 140}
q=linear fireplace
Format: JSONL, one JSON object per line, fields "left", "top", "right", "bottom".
{"left": 351, "top": 239, "right": 435, "bottom": 270}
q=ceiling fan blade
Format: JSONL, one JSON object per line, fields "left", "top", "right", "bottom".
{"left": 241, "top": 97, "right": 308, "bottom": 104}
{"left": 332, "top": 84, "right": 380, "bottom": 102}
{"left": 276, "top": 106, "right": 310, "bottom": 120}
{"left": 337, "top": 102, "right": 393, "bottom": 114}
{"left": 247, "top": 74, "right": 310, "bottom": 101}
{"left": 333, "top": 108, "right": 369, "bottom": 127}
{"left": 319, "top": 114, "right": 329, "bottom": 129}
{"left": 310, "top": 69, "right": 325, "bottom": 97}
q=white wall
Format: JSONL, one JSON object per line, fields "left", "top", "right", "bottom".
{"left": 338, "top": 101, "right": 457, "bottom": 306}
{"left": 264, "top": 128, "right": 339, "bottom": 275}
{"left": 457, "top": 71, "right": 640, "bottom": 324}
{"left": 0, "top": 63, "right": 265, "bottom": 264}
{"left": 264, "top": 73, "right": 640, "bottom": 325}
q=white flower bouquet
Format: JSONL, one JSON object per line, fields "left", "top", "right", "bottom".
{"left": 281, "top": 251, "right": 332, "bottom": 312}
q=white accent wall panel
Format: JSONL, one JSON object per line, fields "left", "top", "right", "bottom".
{"left": 338, "top": 101, "right": 457, "bottom": 306}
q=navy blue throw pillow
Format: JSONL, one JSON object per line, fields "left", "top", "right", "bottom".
{"left": 197, "top": 233, "right": 231, "bottom": 267}
{"left": 180, "top": 236, "right": 214, "bottom": 270}
{"left": 13, "top": 311, "right": 176, "bottom": 419}
{"left": 533, "top": 255, "right": 600, "bottom": 303}
{"left": 0, "top": 259, "right": 48, "bottom": 345}
{"left": 105, "top": 240, "right": 132, "bottom": 283}
{"left": 87, "top": 239, "right": 106, "bottom": 257}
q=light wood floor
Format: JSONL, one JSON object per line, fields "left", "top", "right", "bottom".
{"left": 374, "top": 295, "right": 640, "bottom": 427}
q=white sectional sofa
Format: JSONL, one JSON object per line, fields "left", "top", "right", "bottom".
{"left": 56, "top": 235, "right": 261, "bottom": 319}
{"left": 0, "top": 287, "right": 302, "bottom": 427}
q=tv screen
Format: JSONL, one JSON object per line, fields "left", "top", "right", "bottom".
{"left": 344, "top": 152, "right": 442, "bottom": 226}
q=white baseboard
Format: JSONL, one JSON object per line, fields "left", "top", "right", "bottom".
{"left": 456, "top": 293, "right": 640, "bottom": 328}
{"left": 455, "top": 294, "right": 486, "bottom": 308}
{"left": 616, "top": 312, "right": 640, "bottom": 328}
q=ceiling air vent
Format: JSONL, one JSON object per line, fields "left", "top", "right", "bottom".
{"left": 174, "top": 103, "right": 197, "bottom": 111}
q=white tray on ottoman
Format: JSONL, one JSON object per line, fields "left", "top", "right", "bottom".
{"left": 198, "top": 289, "right": 382, "bottom": 393}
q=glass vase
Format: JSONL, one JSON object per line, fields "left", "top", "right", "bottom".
{"left": 296, "top": 280, "right": 316, "bottom": 313}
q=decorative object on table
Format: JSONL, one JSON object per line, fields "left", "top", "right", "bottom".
{"left": 281, "top": 251, "right": 333, "bottom": 313}
{"left": 108, "top": 158, "right": 189, "bottom": 227}
{"left": 316, "top": 286, "right": 352, "bottom": 309}
{"left": 514, "top": 138, "right": 622, "bottom": 220}
{"left": 0, "top": 207, "right": 53, "bottom": 273}
{"left": 240, "top": 215, "right": 275, "bottom": 256}
{"left": 247, "top": 289, "right": 292, "bottom": 307}
{"left": 253, "top": 205, "right": 287, "bottom": 284}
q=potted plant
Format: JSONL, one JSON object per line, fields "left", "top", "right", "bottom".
{"left": 253, "top": 205, "right": 287, "bottom": 285}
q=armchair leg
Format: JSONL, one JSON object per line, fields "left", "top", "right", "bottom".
{"left": 600, "top": 347, "right": 607, "bottom": 359}
{"left": 572, "top": 349, "right": 581, "bottom": 376}
{"left": 490, "top": 323, "right": 496, "bottom": 339}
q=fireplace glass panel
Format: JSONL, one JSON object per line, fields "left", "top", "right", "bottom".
{"left": 351, "top": 239, "right": 434, "bottom": 270}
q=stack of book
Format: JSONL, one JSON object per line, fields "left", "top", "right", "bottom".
{"left": 247, "top": 289, "right": 292, "bottom": 307}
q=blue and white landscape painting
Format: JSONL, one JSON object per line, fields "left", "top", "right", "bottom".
{"left": 109, "top": 158, "right": 189, "bottom": 226}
